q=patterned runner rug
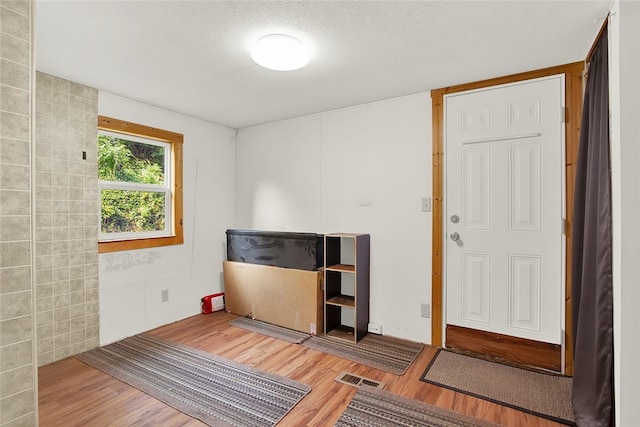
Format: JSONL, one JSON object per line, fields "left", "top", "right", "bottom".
{"left": 336, "top": 385, "right": 500, "bottom": 426}
{"left": 229, "top": 317, "right": 311, "bottom": 344}
{"left": 77, "top": 334, "right": 310, "bottom": 426}
{"left": 302, "top": 334, "right": 423, "bottom": 375}
{"left": 420, "top": 349, "right": 575, "bottom": 425}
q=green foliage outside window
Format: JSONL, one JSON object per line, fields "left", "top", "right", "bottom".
{"left": 98, "top": 135, "right": 168, "bottom": 234}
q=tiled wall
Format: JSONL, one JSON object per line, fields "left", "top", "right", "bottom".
{"left": 0, "top": 0, "right": 37, "bottom": 425}
{"left": 34, "top": 72, "right": 99, "bottom": 366}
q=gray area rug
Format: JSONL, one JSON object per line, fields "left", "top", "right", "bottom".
{"left": 303, "top": 334, "right": 423, "bottom": 375}
{"left": 77, "top": 334, "right": 310, "bottom": 426}
{"left": 421, "top": 349, "right": 575, "bottom": 425}
{"left": 335, "top": 385, "right": 500, "bottom": 427}
{"left": 229, "top": 317, "right": 311, "bottom": 344}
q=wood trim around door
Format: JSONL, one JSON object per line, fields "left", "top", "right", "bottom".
{"left": 430, "top": 62, "right": 584, "bottom": 374}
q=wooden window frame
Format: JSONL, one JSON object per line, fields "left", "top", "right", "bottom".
{"left": 97, "top": 116, "right": 184, "bottom": 253}
{"left": 430, "top": 62, "right": 584, "bottom": 374}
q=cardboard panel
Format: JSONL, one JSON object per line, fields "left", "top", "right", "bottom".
{"left": 223, "top": 261, "right": 323, "bottom": 334}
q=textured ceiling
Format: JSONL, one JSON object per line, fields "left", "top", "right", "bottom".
{"left": 35, "top": 1, "right": 610, "bottom": 129}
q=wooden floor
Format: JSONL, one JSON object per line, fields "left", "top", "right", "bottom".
{"left": 39, "top": 311, "right": 564, "bottom": 426}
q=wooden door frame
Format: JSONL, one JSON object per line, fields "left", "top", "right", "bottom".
{"left": 430, "top": 62, "right": 584, "bottom": 375}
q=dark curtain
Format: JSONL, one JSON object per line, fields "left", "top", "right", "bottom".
{"left": 571, "top": 28, "right": 614, "bottom": 427}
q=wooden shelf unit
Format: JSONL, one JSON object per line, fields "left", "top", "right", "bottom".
{"left": 323, "top": 233, "right": 370, "bottom": 342}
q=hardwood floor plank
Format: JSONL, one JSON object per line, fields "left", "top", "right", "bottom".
{"left": 39, "top": 311, "right": 566, "bottom": 426}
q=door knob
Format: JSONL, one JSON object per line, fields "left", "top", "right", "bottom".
{"left": 450, "top": 232, "right": 460, "bottom": 241}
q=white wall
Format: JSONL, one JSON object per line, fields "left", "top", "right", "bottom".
{"left": 609, "top": 1, "right": 640, "bottom": 425}
{"left": 236, "top": 94, "right": 432, "bottom": 343}
{"left": 98, "top": 93, "right": 236, "bottom": 344}
{"left": 236, "top": 115, "right": 322, "bottom": 231}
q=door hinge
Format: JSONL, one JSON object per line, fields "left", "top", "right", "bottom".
{"left": 562, "top": 106, "right": 568, "bottom": 124}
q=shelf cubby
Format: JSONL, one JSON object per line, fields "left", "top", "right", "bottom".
{"left": 323, "top": 233, "right": 370, "bottom": 343}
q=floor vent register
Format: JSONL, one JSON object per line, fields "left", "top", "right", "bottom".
{"left": 335, "top": 371, "right": 385, "bottom": 389}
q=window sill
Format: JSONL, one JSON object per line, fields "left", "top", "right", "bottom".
{"left": 98, "top": 234, "right": 184, "bottom": 253}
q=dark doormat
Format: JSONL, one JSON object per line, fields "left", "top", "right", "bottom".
{"left": 420, "top": 349, "right": 575, "bottom": 425}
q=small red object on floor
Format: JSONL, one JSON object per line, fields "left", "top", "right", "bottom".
{"left": 201, "top": 293, "right": 224, "bottom": 314}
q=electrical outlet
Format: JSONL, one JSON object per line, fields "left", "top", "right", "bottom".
{"left": 421, "top": 197, "right": 432, "bottom": 212}
{"left": 161, "top": 289, "right": 169, "bottom": 302}
{"left": 367, "top": 322, "right": 383, "bottom": 334}
{"left": 421, "top": 303, "right": 430, "bottom": 318}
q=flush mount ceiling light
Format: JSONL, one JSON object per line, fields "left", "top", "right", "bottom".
{"left": 251, "top": 34, "right": 309, "bottom": 71}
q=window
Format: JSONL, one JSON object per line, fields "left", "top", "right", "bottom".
{"left": 98, "top": 116, "right": 183, "bottom": 253}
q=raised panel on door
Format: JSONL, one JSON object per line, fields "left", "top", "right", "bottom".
{"left": 461, "top": 252, "right": 491, "bottom": 323}
{"left": 509, "top": 139, "right": 541, "bottom": 231}
{"left": 463, "top": 146, "right": 490, "bottom": 229}
{"left": 462, "top": 105, "right": 492, "bottom": 133}
{"left": 508, "top": 97, "right": 541, "bottom": 129}
{"left": 508, "top": 254, "right": 541, "bottom": 331}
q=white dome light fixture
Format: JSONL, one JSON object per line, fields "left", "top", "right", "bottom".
{"left": 251, "top": 34, "right": 309, "bottom": 71}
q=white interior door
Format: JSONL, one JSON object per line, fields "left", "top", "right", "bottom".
{"left": 445, "top": 76, "right": 565, "bottom": 344}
